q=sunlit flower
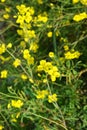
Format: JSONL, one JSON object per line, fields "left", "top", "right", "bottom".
{"left": 37, "top": 60, "right": 60, "bottom": 81}
{"left": 11, "top": 100, "right": 23, "bottom": 108}
{"left": 73, "top": 12, "right": 87, "bottom": 22}
{"left": 1, "top": 70, "right": 8, "bottom": 78}
{"left": 20, "top": 41, "right": 26, "bottom": 48}
{"left": 64, "top": 51, "right": 81, "bottom": 59}
{"left": 5, "top": 7, "right": 11, "bottom": 12}
{"left": 3, "top": 14, "right": 10, "bottom": 19}
{"left": 13, "top": 59, "right": 21, "bottom": 68}
{"left": 37, "top": 0, "right": 43, "bottom": 4}
{"left": 0, "top": 125, "right": 4, "bottom": 130}
{"left": 36, "top": 90, "right": 48, "bottom": 99}
{"left": 47, "top": 32, "right": 52, "bottom": 37}
{"left": 72, "top": 0, "right": 79, "bottom": 4}
{"left": 63, "top": 45, "right": 69, "bottom": 51}
{"left": 48, "top": 94, "right": 58, "bottom": 103}
{"left": 30, "top": 42, "right": 39, "bottom": 53}
{"left": 0, "top": 0, "right": 5, "bottom": 2}
{"left": 7, "top": 43, "right": 12, "bottom": 48}
{"left": 11, "top": 117, "right": 17, "bottom": 122}
{"left": 49, "top": 52, "right": 55, "bottom": 58}
{"left": 80, "top": 0, "right": 87, "bottom": 5}
{"left": 21, "top": 74, "right": 28, "bottom": 80}
{"left": 43, "top": 79, "right": 47, "bottom": 83}
{"left": 0, "top": 44, "right": 6, "bottom": 54}
{"left": 7, "top": 103, "right": 11, "bottom": 109}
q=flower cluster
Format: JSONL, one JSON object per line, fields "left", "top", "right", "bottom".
{"left": 80, "top": 0, "right": 87, "bottom": 5}
{"left": 3, "top": 7, "right": 11, "bottom": 19}
{"left": 48, "top": 94, "right": 58, "bottom": 103}
{"left": 73, "top": 12, "right": 87, "bottom": 22}
{"left": 36, "top": 90, "right": 58, "bottom": 103}
{"left": 64, "top": 51, "right": 81, "bottom": 59}
{"left": 23, "top": 49, "right": 34, "bottom": 65}
{"left": 0, "top": 1, "right": 86, "bottom": 130}
{"left": 16, "top": 4, "right": 48, "bottom": 43}
{"left": 37, "top": 60, "right": 60, "bottom": 82}
{"left": 36, "top": 90, "right": 48, "bottom": 99}
{"left": 16, "top": 4, "right": 35, "bottom": 42}
{"left": 72, "top": 0, "right": 87, "bottom": 5}
{"left": 64, "top": 45, "right": 81, "bottom": 60}
{"left": 0, "top": 43, "right": 12, "bottom": 64}
{"left": 8, "top": 100, "right": 23, "bottom": 109}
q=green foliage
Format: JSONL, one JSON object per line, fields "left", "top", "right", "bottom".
{"left": 0, "top": 0, "right": 87, "bottom": 130}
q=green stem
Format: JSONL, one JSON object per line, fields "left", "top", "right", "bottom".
{"left": 25, "top": 111, "right": 68, "bottom": 130}
{"left": 6, "top": 49, "right": 30, "bottom": 79}
{"left": 0, "top": 112, "right": 11, "bottom": 130}
{"left": 0, "top": 92, "right": 25, "bottom": 101}
{"left": 53, "top": 30, "right": 57, "bottom": 54}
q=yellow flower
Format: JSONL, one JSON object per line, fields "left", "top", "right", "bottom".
{"left": 59, "top": 57, "right": 65, "bottom": 63}
{"left": 56, "top": 30, "right": 60, "bottom": 36}
{"left": 11, "top": 100, "right": 23, "bottom": 108}
{"left": 37, "top": 14, "right": 48, "bottom": 23}
{"left": 50, "top": 3, "right": 55, "bottom": 9}
{"left": 16, "top": 112, "right": 20, "bottom": 118}
{"left": 16, "top": 4, "right": 27, "bottom": 14}
{"left": 47, "top": 32, "right": 52, "bottom": 37}
{"left": 72, "top": 0, "right": 79, "bottom": 4}
{"left": 0, "top": 125, "right": 4, "bottom": 130}
{"left": 3, "top": 13, "right": 10, "bottom": 19}
{"left": 7, "top": 103, "right": 11, "bottom": 109}
{"left": 21, "top": 74, "right": 28, "bottom": 80}
{"left": 28, "top": 78, "right": 33, "bottom": 83}
{"left": 37, "top": 0, "right": 43, "bottom": 4}
{"left": 5, "top": 7, "right": 11, "bottom": 12}
{"left": 49, "top": 52, "right": 55, "bottom": 58}
{"left": 20, "top": 41, "right": 26, "bottom": 48}
{"left": 10, "top": 112, "right": 20, "bottom": 123}
{"left": 37, "top": 60, "right": 47, "bottom": 71}
{"left": 43, "top": 79, "right": 47, "bottom": 83}
{"left": 63, "top": 45, "right": 69, "bottom": 51}
{"left": 13, "top": 59, "right": 21, "bottom": 68}
{"left": 64, "top": 51, "right": 81, "bottom": 59}
{"left": 11, "top": 118, "right": 17, "bottom": 122}
{"left": 0, "top": 44, "right": 6, "bottom": 54}
{"left": 1, "top": 70, "right": 8, "bottom": 78}
{"left": 0, "top": 0, "right": 5, "bottom": 2}
{"left": 73, "top": 12, "right": 87, "bottom": 22}
{"left": 48, "top": 94, "right": 58, "bottom": 103}
{"left": 24, "top": 30, "right": 36, "bottom": 41}
{"left": 25, "top": 13, "right": 32, "bottom": 23}
{"left": 37, "top": 60, "right": 60, "bottom": 81}
{"left": 80, "top": 0, "right": 87, "bottom": 5}
{"left": 11, "top": 114, "right": 17, "bottom": 122}
{"left": 27, "top": 56, "right": 34, "bottom": 65}
{"left": 36, "top": 90, "right": 48, "bottom": 99}
{"left": 17, "top": 29, "right": 23, "bottom": 36}
{"left": 23, "top": 49, "right": 30, "bottom": 59}
{"left": 7, "top": 43, "right": 12, "bottom": 48}
{"left": 30, "top": 42, "right": 39, "bottom": 53}
{"left": 48, "top": 66, "right": 60, "bottom": 82}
